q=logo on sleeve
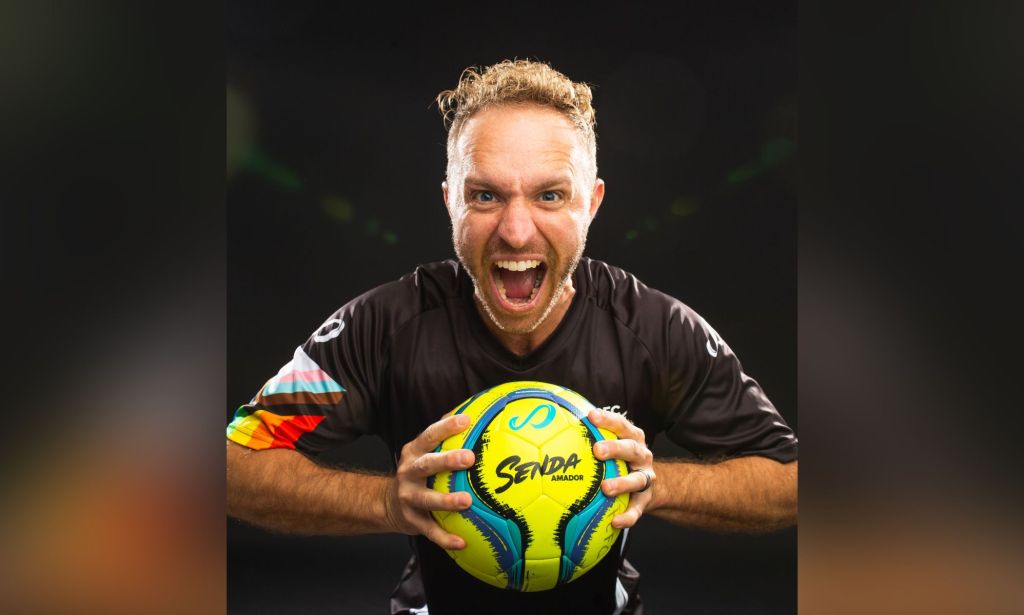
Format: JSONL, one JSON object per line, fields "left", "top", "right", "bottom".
{"left": 704, "top": 324, "right": 724, "bottom": 357}
{"left": 313, "top": 318, "right": 345, "bottom": 342}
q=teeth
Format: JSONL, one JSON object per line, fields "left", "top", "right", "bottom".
{"left": 495, "top": 259, "right": 541, "bottom": 272}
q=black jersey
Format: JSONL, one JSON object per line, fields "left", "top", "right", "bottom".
{"left": 227, "top": 257, "right": 797, "bottom": 615}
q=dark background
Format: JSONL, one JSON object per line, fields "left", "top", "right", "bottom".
{"left": 227, "top": 2, "right": 796, "bottom": 613}
{"left": 4, "top": 2, "right": 1021, "bottom": 614}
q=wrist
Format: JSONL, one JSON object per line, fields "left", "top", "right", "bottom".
{"left": 646, "top": 460, "right": 689, "bottom": 513}
{"left": 647, "top": 476, "right": 664, "bottom": 513}
{"left": 379, "top": 475, "right": 401, "bottom": 533}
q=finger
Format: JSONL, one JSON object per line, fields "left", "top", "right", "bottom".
{"left": 602, "top": 469, "right": 655, "bottom": 496}
{"left": 611, "top": 499, "right": 646, "bottom": 529}
{"left": 412, "top": 413, "right": 472, "bottom": 454}
{"left": 411, "top": 512, "right": 468, "bottom": 551}
{"left": 588, "top": 408, "right": 645, "bottom": 443}
{"left": 593, "top": 439, "right": 652, "bottom": 466}
{"left": 408, "top": 448, "right": 475, "bottom": 479}
{"left": 409, "top": 487, "right": 473, "bottom": 512}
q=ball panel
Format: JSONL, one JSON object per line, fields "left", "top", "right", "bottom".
{"left": 538, "top": 422, "right": 601, "bottom": 509}
{"left": 430, "top": 468, "right": 453, "bottom": 494}
{"left": 570, "top": 491, "right": 629, "bottom": 582}
{"left": 471, "top": 428, "right": 544, "bottom": 512}
{"left": 518, "top": 494, "right": 571, "bottom": 560}
{"left": 490, "top": 397, "right": 572, "bottom": 447}
{"left": 438, "top": 501, "right": 518, "bottom": 589}
{"left": 562, "top": 492, "right": 615, "bottom": 568}
{"left": 610, "top": 457, "right": 629, "bottom": 479}
{"left": 522, "top": 556, "right": 562, "bottom": 592}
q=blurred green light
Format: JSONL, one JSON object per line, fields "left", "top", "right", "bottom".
{"left": 760, "top": 137, "right": 795, "bottom": 165}
{"left": 321, "top": 195, "right": 354, "bottom": 222}
{"left": 727, "top": 163, "right": 761, "bottom": 185}
{"left": 727, "top": 137, "right": 795, "bottom": 185}
{"left": 243, "top": 148, "right": 302, "bottom": 191}
{"left": 670, "top": 197, "right": 700, "bottom": 217}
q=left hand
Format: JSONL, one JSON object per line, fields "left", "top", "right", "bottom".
{"left": 587, "top": 408, "right": 656, "bottom": 529}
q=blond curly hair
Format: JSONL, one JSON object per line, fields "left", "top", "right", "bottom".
{"left": 436, "top": 59, "right": 598, "bottom": 183}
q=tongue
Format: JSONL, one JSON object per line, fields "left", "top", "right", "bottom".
{"left": 500, "top": 268, "right": 536, "bottom": 300}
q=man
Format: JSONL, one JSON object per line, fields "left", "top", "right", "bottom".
{"left": 227, "top": 59, "right": 797, "bottom": 614}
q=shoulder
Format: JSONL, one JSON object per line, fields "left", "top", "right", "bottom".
{"left": 577, "top": 257, "right": 713, "bottom": 346}
{"left": 322, "top": 259, "right": 464, "bottom": 336}
{"left": 375, "top": 259, "right": 462, "bottom": 307}
{"left": 578, "top": 258, "right": 699, "bottom": 323}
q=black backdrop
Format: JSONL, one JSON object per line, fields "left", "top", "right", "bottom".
{"left": 227, "top": 2, "right": 796, "bottom": 613}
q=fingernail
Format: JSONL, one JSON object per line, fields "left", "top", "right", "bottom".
{"left": 461, "top": 451, "right": 473, "bottom": 465}
{"left": 455, "top": 414, "right": 468, "bottom": 427}
{"left": 594, "top": 443, "right": 606, "bottom": 457}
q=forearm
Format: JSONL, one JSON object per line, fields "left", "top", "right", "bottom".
{"left": 647, "top": 456, "right": 797, "bottom": 532}
{"left": 226, "top": 441, "right": 393, "bottom": 535}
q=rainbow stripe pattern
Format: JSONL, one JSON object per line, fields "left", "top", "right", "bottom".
{"left": 226, "top": 346, "right": 343, "bottom": 451}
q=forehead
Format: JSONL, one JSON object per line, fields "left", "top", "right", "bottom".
{"left": 453, "top": 104, "right": 587, "bottom": 178}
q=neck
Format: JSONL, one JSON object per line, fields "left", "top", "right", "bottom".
{"left": 476, "top": 282, "right": 576, "bottom": 357}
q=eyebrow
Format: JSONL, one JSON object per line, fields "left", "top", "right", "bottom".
{"left": 463, "top": 175, "right": 574, "bottom": 191}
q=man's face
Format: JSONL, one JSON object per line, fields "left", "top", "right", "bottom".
{"left": 443, "top": 104, "right": 604, "bottom": 335}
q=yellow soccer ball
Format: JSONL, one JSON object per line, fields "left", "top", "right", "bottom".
{"left": 429, "top": 381, "right": 629, "bottom": 592}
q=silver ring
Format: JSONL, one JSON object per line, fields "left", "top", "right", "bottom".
{"left": 635, "top": 468, "right": 654, "bottom": 493}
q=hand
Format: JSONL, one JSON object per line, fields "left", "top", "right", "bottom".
{"left": 588, "top": 409, "right": 656, "bottom": 529}
{"left": 383, "top": 413, "right": 475, "bottom": 550}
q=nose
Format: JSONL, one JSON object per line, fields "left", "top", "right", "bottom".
{"left": 496, "top": 198, "right": 537, "bottom": 249}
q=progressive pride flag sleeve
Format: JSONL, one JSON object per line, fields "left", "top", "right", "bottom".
{"left": 227, "top": 345, "right": 341, "bottom": 451}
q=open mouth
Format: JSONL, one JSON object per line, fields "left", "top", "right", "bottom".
{"left": 492, "top": 259, "right": 548, "bottom": 308}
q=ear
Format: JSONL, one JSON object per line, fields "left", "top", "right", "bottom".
{"left": 442, "top": 181, "right": 452, "bottom": 217}
{"left": 588, "top": 178, "right": 605, "bottom": 220}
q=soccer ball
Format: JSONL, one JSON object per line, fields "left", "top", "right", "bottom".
{"left": 429, "top": 381, "right": 629, "bottom": 592}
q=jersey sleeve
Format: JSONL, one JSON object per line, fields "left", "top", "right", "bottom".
{"left": 226, "top": 300, "right": 381, "bottom": 456}
{"left": 657, "top": 303, "right": 798, "bottom": 463}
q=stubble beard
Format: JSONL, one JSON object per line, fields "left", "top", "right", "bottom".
{"left": 453, "top": 224, "right": 588, "bottom": 336}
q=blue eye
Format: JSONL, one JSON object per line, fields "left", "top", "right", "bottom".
{"left": 475, "top": 191, "right": 495, "bottom": 202}
{"left": 540, "top": 191, "right": 560, "bottom": 202}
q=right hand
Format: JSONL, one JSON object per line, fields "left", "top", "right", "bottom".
{"left": 383, "top": 413, "right": 475, "bottom": 550}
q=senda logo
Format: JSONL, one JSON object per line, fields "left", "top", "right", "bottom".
{"left": 508, "top": 403, "right": 556, "bottom": 431}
